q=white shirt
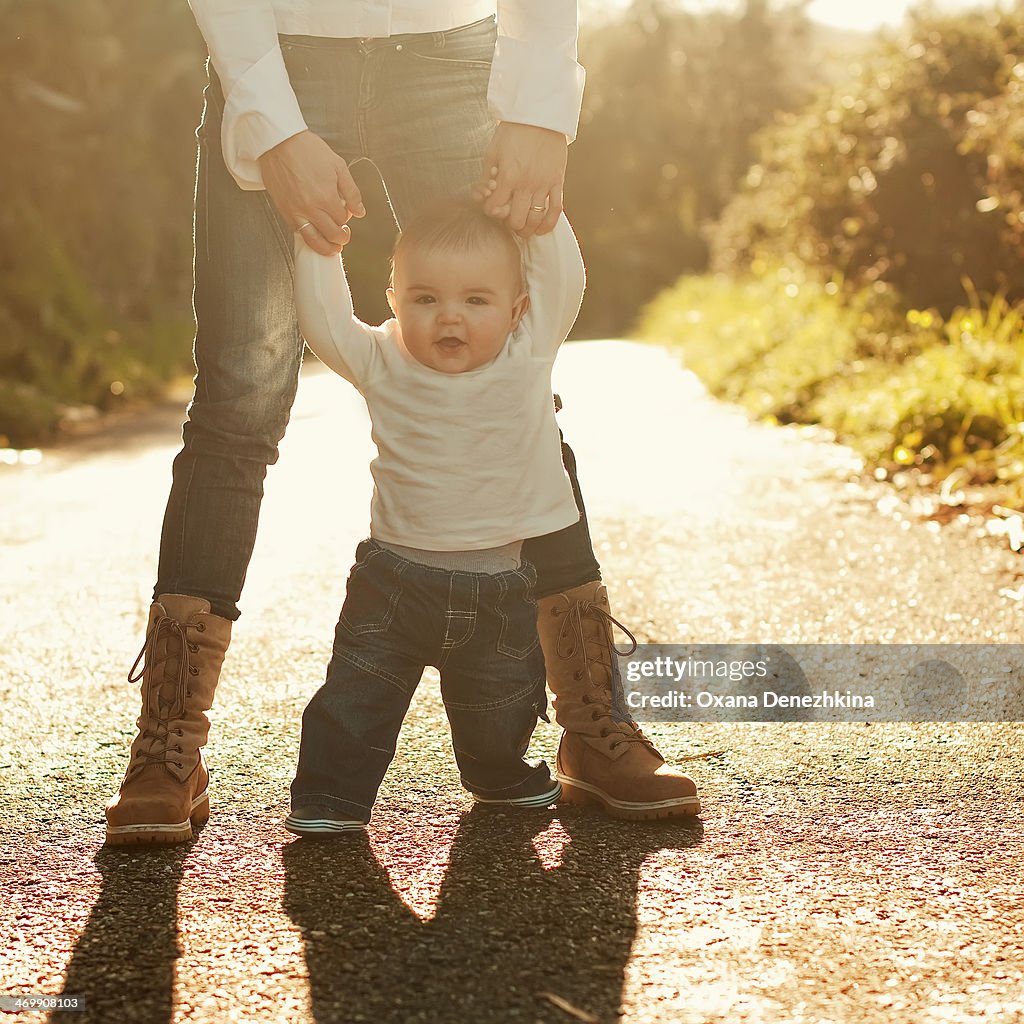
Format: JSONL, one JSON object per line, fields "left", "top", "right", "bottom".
{"left": 292, "top": 215, "right": 586, "bottom": 550}
{"left": 186, "top": 1, "right": 586, "bottom": 190}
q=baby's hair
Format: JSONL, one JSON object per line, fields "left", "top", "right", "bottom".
{"left": 391, "top": 197, "right": 525, "bottom": 292}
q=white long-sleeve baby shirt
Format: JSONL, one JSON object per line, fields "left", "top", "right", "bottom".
{"left": 293, "top": 215, "right": 586, "bottom": 551}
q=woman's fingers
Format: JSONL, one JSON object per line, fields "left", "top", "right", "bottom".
{"left": 335, "top": 164, "right": 366, "bottom": 219}
{"left": 299, "top": 216, "right": 354, "bottom": 253}
{"left": 538, "top": 187, "right": 562, "bottom": 235}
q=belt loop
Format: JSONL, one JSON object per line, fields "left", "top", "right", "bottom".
{"left": 432, "top": 30, "right": 446, "bottom": 49}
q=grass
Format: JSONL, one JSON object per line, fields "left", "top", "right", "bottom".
{"left": 638, "top": 266, "right": 1024, "bottom": 506}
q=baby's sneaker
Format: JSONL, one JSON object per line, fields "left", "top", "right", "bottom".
{"left": 285, "top": 804, "right": 366, "bottom": 836}
{"left": 469, "top": 760, "right": 561, "bottom": 809}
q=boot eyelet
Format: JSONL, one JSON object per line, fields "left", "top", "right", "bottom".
{"left": 188, "top": 642, "right": 199, "bottom": 653}
{"left": 176, "top": 745, "right": 183, "bottom": 753}
{"left": 195, "top": 622, "right": 206, "bottom": 632}
{"left": 186, "top": 690, "right": 193, "bottom": 698}
{"left": 573, "top": 670, "right": 584, "bottom": 681}
{"left": 189, "top": 666, "right": 199, "bottom": 675}
{"left": 591, "top": 712, "right": 600, "bottom": 721}
{"left": 599, "top": 728, "right": 610, "bottom": 737}
{"left": 175, "top": 761, "right": 184, "bottom": 769}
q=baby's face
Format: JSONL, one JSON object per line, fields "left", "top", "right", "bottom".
{"left": 387, "top": 241, "right": 528, "bottom": 373}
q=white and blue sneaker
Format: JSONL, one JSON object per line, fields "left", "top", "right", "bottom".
{"left": 471, "top": 779, "right": 562, "bottom": 809}
{"left": 285, "top": 805, "right": 366, "bottom": 836}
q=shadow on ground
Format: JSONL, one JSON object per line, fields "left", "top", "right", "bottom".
{"left": 50, "top": 805, "right": 701, "bottom": 1024}
{"left": 284, "top": 807, "right": 703, "bottom": 1024}
{"left": 55, "top": 844, "right": 192, "bottom": 1024}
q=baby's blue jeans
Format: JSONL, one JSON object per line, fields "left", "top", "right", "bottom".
{"left": 291, "top": 540, "right": 555, "bottom": 820}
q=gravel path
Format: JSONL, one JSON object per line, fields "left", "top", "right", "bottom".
{"left": 1, "top": 341, "right": 1022, "bottom": 1024}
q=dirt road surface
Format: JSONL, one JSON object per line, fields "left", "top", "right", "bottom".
{"left": 2, "top": 341, "right": 1022, "bottom": 1024}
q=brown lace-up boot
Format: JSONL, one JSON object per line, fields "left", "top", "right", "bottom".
{"left": 105, "top": 595, "right": 231, "bottom": 845}
{"left": 537, "top": 582, "right": 701, "bottom": 820}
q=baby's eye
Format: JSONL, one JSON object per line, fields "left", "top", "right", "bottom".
{"left": 414, "top": 295, "right": 435, "bottom": 304}
{"left": 466, "top": 296, "right": 488, "bottom": 305}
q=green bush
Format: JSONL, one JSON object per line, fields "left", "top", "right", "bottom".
{"left": 0, "top": 1, "right": 206, "bottom": 442}
{"left": 813, "top": 294, "right": 1024, "bottom": 486}
{"left": 639, "top": 266, "right": 1024, "bottom": 499}
{"left": 711, "top": 8, "right": 1024, "bottom": 313}
{"left": 638, "top": 266, "right": 875, "bottom": 421}
{"left": 961, "top": 56, "right": 1024, "bottom": 267}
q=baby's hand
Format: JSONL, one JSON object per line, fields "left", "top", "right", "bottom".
{"left": 472, "top": 165, "right": 512, "bottom": 218}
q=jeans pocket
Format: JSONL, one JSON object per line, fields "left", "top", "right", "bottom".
{"left": 410, "top": 16, "right": 496, "bottom": 68}
{"left": 339, "top": 552, "right": 403, "bottom": 636}
{"left": 495, "top": 566, "right": 540, "bottom": 660}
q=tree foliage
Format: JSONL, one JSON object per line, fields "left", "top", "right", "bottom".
{"left": 712, "top": 8, "right": 1024, "bottom": 313}
{"left": 0, "top": 0, "right": 204, "bottom": 442}
{"left": 568, "top": 0, "right": 812, "bottom": 335}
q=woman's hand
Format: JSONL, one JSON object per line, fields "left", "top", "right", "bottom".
{"left": 472, "top": 122, "right": 567, "bottom": 237}
{"left": 259, "top": 130, "right": 366, "bottom": 255}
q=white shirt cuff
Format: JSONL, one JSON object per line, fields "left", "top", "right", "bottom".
{"left": 488, "top": 36, "right": 586, "bottom": 142}
{"left": 220, "top": 46, "right": 308, "bottom": 190}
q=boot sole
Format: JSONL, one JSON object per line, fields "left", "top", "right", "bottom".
{"left": 557, "top": 777, "right": 701, "bottom": 820}
{"left": 104, "top": 791, "right": 210, "bottom": 846}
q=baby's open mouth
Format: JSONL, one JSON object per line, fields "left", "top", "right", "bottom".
{"left": 436, "top": 337, "right": 465, "bottom": 349}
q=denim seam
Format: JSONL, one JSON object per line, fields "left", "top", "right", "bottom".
{"left": 493, "top": 573, "right": 510, "bottom": 651}
{"left": 350, "top": 541, "right": 376, "bottom": 571}
{"left": 442, "top": 678, "right": 540, "bottom": 712}
{"left": 262, "top": 190, "right": 295, "bottom": 266}
{"left": 441, "top": 611, "right": 475, "bottom": 650}
{"left": 330, "top": 647, "right": 414, "bottom": 695}
{"left": 494, "top": 574, "right": 539, "bottom": 659}
{"left": 339, "top": 553, "right": 405, "bottom": 635}
{"left": 439, "top": 574, "right": 478, "bottom": 666}
{"left": 168, "top": 453, "right": 198, "bottom": 596}
{"left": 408, "top": 53, "right": 492, "bottom": 69}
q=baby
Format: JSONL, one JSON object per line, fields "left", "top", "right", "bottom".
{"left": 285, "top": 198, "right": 586, "bottom": 834}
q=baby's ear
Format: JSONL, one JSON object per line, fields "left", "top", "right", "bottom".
{"left": 386, "top": 286, "right": 397, "bottom": 318}
{"left": 511, "top": 291, "right": 530, "bottom": 331}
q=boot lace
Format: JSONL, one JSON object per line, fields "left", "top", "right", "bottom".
{"left": 555, "top": 600, "right": 650, "bottom": 750}
{"left": 126, "top": 613, "right": 198, "bottom": 771}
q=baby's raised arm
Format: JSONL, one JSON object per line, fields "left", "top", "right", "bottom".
{"left": 521, "top": 213, "right": 586, "bottom": 358}
{"left": 293, "top": 235, "right": 382, "bottom": 387}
